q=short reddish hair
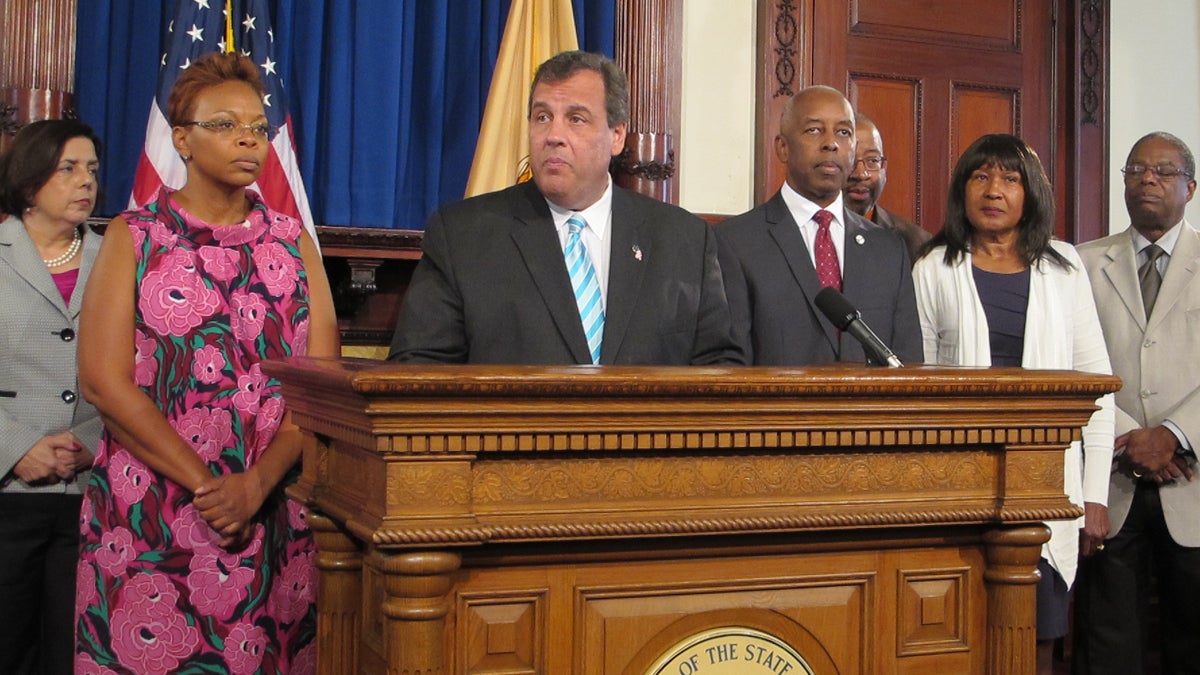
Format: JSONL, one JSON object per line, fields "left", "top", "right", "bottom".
{"left": 166, "top": 52, "right": 265, "bottom": 127}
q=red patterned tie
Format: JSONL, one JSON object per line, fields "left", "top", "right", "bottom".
{"left": 813, "top": 209, "right": 841, "bottom": 291}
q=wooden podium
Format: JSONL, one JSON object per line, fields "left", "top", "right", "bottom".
{"left": 263, "top": 359, "right": 1118, "bottom": 675}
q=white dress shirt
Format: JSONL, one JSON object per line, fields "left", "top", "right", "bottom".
{"left": 547, "top": 178, "right": 613, "bottom": 310}
{"left": 779, "top": 181, "right": 846, "bottom": 271}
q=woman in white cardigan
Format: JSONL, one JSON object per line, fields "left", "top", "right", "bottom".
{"left": 912, "top": 133, "right": 1114, "bottom": 675}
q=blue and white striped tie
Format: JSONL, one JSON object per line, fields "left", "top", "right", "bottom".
{"left": 565, "top": 214, "right": 604, "bottom": 364}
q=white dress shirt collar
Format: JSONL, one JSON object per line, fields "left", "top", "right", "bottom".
{"left": 1130, "top": 218, "right": 1185, "bottom": 258}
{"left": 546, "top": 177, "right": 613, "bottom": 307}
{"left": 779, "top": 182, "right": 846, "bottom": 269}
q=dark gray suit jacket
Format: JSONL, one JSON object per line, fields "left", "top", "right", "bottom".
{"left": 389, "top": 181, "right": 744, "bottom": 365}
{"left": 714, "top": 192, "right": 922, "bottom": 366}
{"left": 872, "top": 205, "right": 930, "bottom": 265}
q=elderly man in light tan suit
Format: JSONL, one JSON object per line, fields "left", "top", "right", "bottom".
{"left": 1074, "top": 131, "right": 1200, "bottom": 675}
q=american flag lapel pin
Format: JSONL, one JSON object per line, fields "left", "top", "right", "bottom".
{"left": 632, "top": 244, "right": 643, "bottom": 261}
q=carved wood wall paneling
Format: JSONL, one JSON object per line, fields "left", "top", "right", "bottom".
{"left": 1065, "top": 0, "right": 1108, "bottom": 243}
{"left": 754, "top": 0, "right": 813, "bottom": 203}
{"left": 842, "top": 0, "right": 1054, "bottom": 239}
{"left": 0, "top": 0, "right": 77, "bottom": 89}
{"left": 614, "top": 0, "right": 682, "bottom": 203}
{"left": 848, "top": 75, "right": 921, "bottom": 222}
{"left": 0, "top": 0, "right": 77, "bottom": 150}
{"left": 951, "top": 85, "right": 1020, "bottom": 159}
{"left": 849, "top": 0, "right": 1018, "bottom": 50}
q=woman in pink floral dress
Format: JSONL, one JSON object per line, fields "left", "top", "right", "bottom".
{"left": 74, "top": 53, "right": 338, "bottom": 674}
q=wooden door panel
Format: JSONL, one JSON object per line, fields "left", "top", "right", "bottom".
{"left": 851, "top": 0, "right": 1018, "bottom": 49}
{"left": 953, "top": 86, "right": 1019, "bottom": 159}
{"left": 849, "top": 76, "right": 921, "bottom": 222}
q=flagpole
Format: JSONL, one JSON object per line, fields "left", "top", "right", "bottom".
{"left": 225, "top": 0, "right": 235, "bottom": 52}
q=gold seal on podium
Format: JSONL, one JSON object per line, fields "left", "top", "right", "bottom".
{"left": 644, "top": 626, "right": 815, "bottom": 675}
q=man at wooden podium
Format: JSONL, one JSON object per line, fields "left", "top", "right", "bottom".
{"left": 388, "top": 51, "right": 742, "bottom": 366}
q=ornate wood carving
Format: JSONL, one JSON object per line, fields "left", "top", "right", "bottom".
{"left": 375, "top": 550, "right": 461, "bottom": 673}
{"left": 0, "top": 102, "right": 17, "bottom": 137}
{"left": 0, "top": 0, "right": 78, "bottom": 152}
{"left": 983, "top": 525, "right": 1049, "bottom": 674}
{"left": 269, "top": 362, "right": 1117, "bottom": 673}
{"left": 614, "top": 0, "right": 682, "bottom": 203}
{"left": 1065, "top": 0, "right": 1109, "bottom": 243}
{"left": 772, "top": 0, "right": 801, "bottom": 97}
{"left": 1078, "top": 0, "right": 1103, "bottom": 125}
{"left": 897, "top": 567, "right": 970, "bottom": 655}
{"left": 308, "top": 512, "right": 363, "bottom": 675}
{"left": 0, "top": 0, "right": 77, "bottom": 93}
{"left": 755, "top": 0, "right": 811, "bottom": 202}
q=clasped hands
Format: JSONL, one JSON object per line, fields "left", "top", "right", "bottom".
{"left": 14, "top": 432, "right": 93, "bottom": 485}
{"left": 193, "top": 469, "right": 268, "bottom": 550}
{"left": 1117, "top": 426, "right": 1194, "bottom": 484}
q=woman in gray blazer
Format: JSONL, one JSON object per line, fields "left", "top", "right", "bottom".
{"left": 0, "top": 119, "right": 103, "bottom": 675}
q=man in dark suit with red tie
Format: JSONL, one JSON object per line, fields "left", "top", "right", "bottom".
{"left": 714, "top": 86, "right": 921, "bottom": 366}
{"left": 389, "top": 51, "right": 742, "bottom": 366}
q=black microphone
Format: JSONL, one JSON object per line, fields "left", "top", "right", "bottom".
{"left": 814, "top": 287, "right": 903, "bottom": 368}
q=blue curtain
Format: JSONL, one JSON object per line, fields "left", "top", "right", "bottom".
{"left": 73, "top": 0, "right": 615, "bottom": 229}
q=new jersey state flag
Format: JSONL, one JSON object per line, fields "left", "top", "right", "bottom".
{"left": 464, "top": 0, "right": 579, "bottom": 198}
{"left": 130, "top": 0, "right": 315, "bottom": 243}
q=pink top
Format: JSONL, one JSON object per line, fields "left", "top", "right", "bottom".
{"left": 52, "top": 267, "right": 79, "bottom": 303}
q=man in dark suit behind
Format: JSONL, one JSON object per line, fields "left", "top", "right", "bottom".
{"left": 389, "top": 51, "right": 742, "bottom": 366}
{"left": 843, "top": 113, "right": 930, "bottom": 263}
{"left": 715, "top": 86, "right": 921, "bottom": 366}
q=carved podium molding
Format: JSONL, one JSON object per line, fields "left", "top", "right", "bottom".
{"left": 266, "top": 361, "right": 1117, "bottom": 674}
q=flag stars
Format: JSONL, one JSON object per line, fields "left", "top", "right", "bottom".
{"left": 217, "top": 39, "right": 226, "bottom": 52}
{"left": 262, "top": 93, "right": 272, "bottom": 108}
{"left": 180, "top": 57, "right": 192, "bottom": 70}
{"left": 261, "top": 57, "right": 277, "bottom": 76}
{"left": 192, "top": 0, "right": 210, "bottom": 8}
{"left": 243, "top": 14, "right": 257, "bottom": 31}
{"left": 268, "top": 28, "right": 274, "bottom": 42}
{"left": 186, "top": 24, "right": 204, "bottom": 42}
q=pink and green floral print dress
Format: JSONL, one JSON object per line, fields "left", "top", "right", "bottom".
{"left": 75, "top": 188, "right": 316, "bottom": 675}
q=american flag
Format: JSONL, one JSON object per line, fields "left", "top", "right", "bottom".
{"left": 130, "top": 0, "right": 315, "bottom": 242}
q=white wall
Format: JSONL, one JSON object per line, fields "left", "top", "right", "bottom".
{"left": 679, "top": 1, "right": 756, "bottom": 215}
{"left": 1108, "top": 0, "right": 1200, "bottom": 234}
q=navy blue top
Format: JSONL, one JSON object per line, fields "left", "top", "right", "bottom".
{"left": 972, "top": 265, "right": 1030, "bottom": 367}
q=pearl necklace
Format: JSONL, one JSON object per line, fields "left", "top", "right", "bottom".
{"left": 43, "top": 229, "right": 83, "bottom": 268}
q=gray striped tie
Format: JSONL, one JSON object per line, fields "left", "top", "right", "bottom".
{"left": 1139, "top": 244, "right": 1165, "bottom": 318}
{"left": 565, "top": 215, "right": 604, "bottom": 364}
